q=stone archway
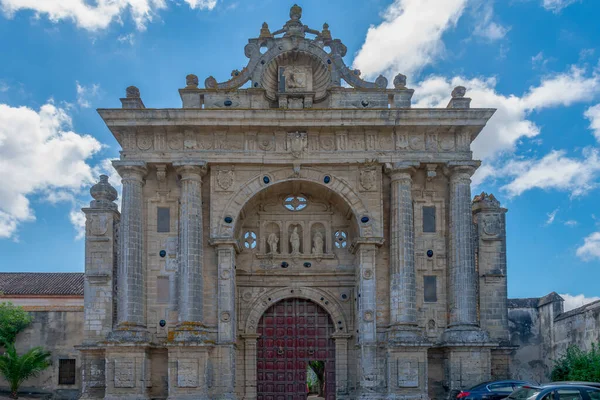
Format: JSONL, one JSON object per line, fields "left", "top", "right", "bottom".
{"left": 241, "top": 287, "right": 351, "bottom": 399}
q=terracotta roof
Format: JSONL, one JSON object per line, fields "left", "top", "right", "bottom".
{"left": 0, "top": 273, "right": 84, "bottom": 296}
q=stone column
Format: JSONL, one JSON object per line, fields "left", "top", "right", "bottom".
{"left": 443, "top": 161, "right": 488, "bottom": 343}
{"left": 332, "top": 333, "right": 351, "bottom": 396}
{"left": 173, "top": 161, "right": 207, "bottom": 339}
{"left": 352, "top": 239, "right": 382, "bottom": 398}
{"left": 385, "top": 162, "right": 420, "bottom": 340}
{"left": 214, "top": 240, "right": 238, "bottom": 399}
{"left": 241, "top": 334, "right": 259, "bottom": 400}
{"left": 113, "top": 161, "right": 147, "bottom": 338}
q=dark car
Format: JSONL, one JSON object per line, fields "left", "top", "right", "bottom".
{"left": 457, "top": 380, "right": 537, "bottom": 399}
{"left": 507, "top": 384, "right": 600, "bottom": 400}
{"left": 550, "top": 383, "right": 600, "bottom": 390}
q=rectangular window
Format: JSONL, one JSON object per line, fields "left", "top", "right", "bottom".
{"left": 157, "top": 276, "right": 170, "bottom": 304}
{"left": 424, "top": 276, "right": 437, "bottom": 303}
{"left": 58, "top": 359, "right": 76, "bottom": 385}
{"left": 423, "top": 206, "right": 436, "bottom": 233}
{"left": 157, "top": 207, "right": 170, "bottom": 233}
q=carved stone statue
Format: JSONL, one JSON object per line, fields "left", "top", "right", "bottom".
{"left": 267, "top": 233, "right": 279, "bottom": 254}
{"left": 312, "top": 231, "right": 324, "bottom": 256}
{"left": 290, "top": 227, "right": 300, "bottom": 255}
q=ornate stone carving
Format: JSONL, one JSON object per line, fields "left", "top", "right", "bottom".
{"left": 409, "top": 133, "right": 424, "bottom": 150}
{"left": 452, "top": 86, "right": 467, "bottom": 98}
{"left": 88, "top": 214, "right": 108, "bottom": 236}
{"left": 319, "top": 135, "right": 335, "bottom": 151}
{"left": 290, "top": 226, "right": 300, "bottom": 255}
{"left": 184, "top": 131, "right": 197, "bottom": 149}
{"left": 363, "top": 310, "right": 374, "bottom": 322}
{"left": 258, "top": 134, "right": 274, "bottom": 151}
{"left": 220, "top": 269, "right": 231, "bottom": 280}
{"left": 137, "top": 134, "right": 153, "bottom": 150}
{"left": 359, "top": 167, "right": 377, "bottom": 191}
{"left": 126, "top": 86, "right": 140, "bottom": 98}
{"left": 482, "top": 214, "right": 502, "bottom": 237}
{"left": 312, "top": 231, "right": 324, "bottom": 256}
{"left": 220, "top": 311, "right": 231, "bottom": 322}
{"left": 362, "top": 269, "right": 373, "bottom": 280}
{"left": 393, "top": 73, "right": 407, "bottom": 89}
{"left": 216, "top": 169, "right": 234, "bottom": 191}
{"left": 185, "top": 74, "right": 199, "bottom": 88}
{"left": 267, "top": 233, "right": 279, "bottom": 254}
{"left": 287, "top": 131, "right": 307, "bottom": 158}
{"left": 168, "top": 133, "right": 183, "bottom": 150}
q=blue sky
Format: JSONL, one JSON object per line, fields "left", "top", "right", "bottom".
{"left": 1, "top": 0, "right": 599, "bottom": 310}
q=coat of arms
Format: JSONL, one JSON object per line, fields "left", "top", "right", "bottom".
{"left": 216, "top": 170, "right": 234, "bottom": 191}
{"left": 359, "top": 168, "right": 377, "bottom": 191}
{"left": 287, "top": 131, "right": 307, "bottom": 158}
{"left": 88, "top": 215, "right": 108, "bottom": 236}
{"left": 482, "top": 214, "right": 501, "bottom": 237}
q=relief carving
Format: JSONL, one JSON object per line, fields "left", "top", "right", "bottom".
{"left": 137, "top": 134, "right": 153, "bottom": 150}
{"left": 267, "top": 233, "right": 279, "bottom": 254}
{"left": 482, "top": 214, "right": 502, "bottom": 237}
{"left": 312, "top": 231, "right": 324, "bottom": 256}
{"left": 287, "top": 131, "right": 307, "bottom": 158}
{"left": 395, "top": 132, "right": 408, "bottom": 149}
{"left": 409, "top": 133, "right": 424, "bottom": 150}
{"left": 216, "top": 169, "right": 234, "bottom": 191}
{"left": 359, "top": 167, "right": 377, "bottom": 191}
{"left": 88, "top": 215, "right": 109, "bottom": 236}
{"left": 184, "top": 131, "right": 197, "bottom": 149}
{"left": 319, "top": 136, "right": 335, "bottom": 151}
{"left": 168, "top": 133, "right": 183, "bottom": 150}
{"left": 258, "top": 134, "right": 274, "bottom": 151}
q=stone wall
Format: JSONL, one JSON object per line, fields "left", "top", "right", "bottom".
{"left": 509, "top": 292, "right": 600, "bottom": 383}
{"left": 0, "top": 310, "right": 84, "bottom": 399}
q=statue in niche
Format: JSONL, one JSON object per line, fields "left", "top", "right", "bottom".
{"left": 312, "top": 231, "right": 324, "bottom": 256}
{"left": 290, "top": 226, "right": 300, "bottom": 255}
{"left": 267, "top": 233, "right": 279, "bottom": 254}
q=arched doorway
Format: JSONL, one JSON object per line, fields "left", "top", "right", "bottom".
{"left": 257, "top": 298, "right": 336, "bottom": 400}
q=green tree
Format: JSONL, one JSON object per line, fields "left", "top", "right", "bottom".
{"left": 308, "top": 361, "right": 325, "bottom": 396}
{"left": 0, "top": 303, "right": 32, "bottom": 346}
{"left": 551, "top": 343, "right": 600, "bottom": 382}
{"left": 0, "top": 343, "right": 51, "bottom": 399}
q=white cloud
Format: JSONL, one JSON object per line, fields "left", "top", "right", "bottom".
{"left": 542, "top": 0, "right": 579, "bottom": 13}
{"left": 585, "top": 104, "right": 600, "bottom": 143}
{"left": 545, "top": 208, "right": 559, "bottom": 226}
{"left": 69, "top": 208, "right": 86, "bottom": 240}
{"left": 501, "top": 148, "right": 600, "bottom": 197}
{"left": 0, "top": 101, "right": 102, "bottom": 239}
{"left": 560, "top": 293, "right": 600, "bottom": 312}
{"left": 0, "top": 0, "right": 217, "bottom": 32}
{"left": 564, "top": 220, "right": 578, "bottom": 227}
{"left": 531, "top": 52, "right": 550, "bottom": 70}
{"left": 76, "top": 81, "right": 100, "bottom": 108}
{"left": 117, "top": 33, "right": 135, "bottom": 45}
{"left": 0, "top": 81, "right": 8, "bottom": 92}
{"left": 576, "top": 231, "right": 600, "bottom": 261}
{"left": 352, "top": 0, "right": 469, "bottom": 79}
{"left": 472, "top": 1, "right": 509, "bottom": 41}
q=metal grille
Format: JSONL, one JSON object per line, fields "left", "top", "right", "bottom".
{"left": 257, "top": 298, "right": 336, "bottom": 400}
{"left": 58, "top": 359, "right": 76, "bottom": 385}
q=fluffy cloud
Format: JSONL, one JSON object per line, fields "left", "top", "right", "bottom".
{"left": 76, "top": 82, "right": 100, "bottom": 108}
{"left": 545, "top": 208, "right": 559, "bottom": 226}
{"left": 412, "top": 65, "right": 600, "bottom": 162}
{"left": 0, "top": 0, "right": 217, "bottom": 32}
{"left": 585, "top": 104, "right": 600, "bottom": 143}
{"left": 472, "top": 1, "right": 509, "bottom": 41}
{"left": 542, "top": 0, "right": 579, "bottom": 13}
{"left": 560, "top": 293, "right": 600, "bottom": 312}
{"left": 352, "top": 0, "right": 469, "bottom": 79}
{"left": 576, "top": 232, "right": 600, "bottom": 261}
{"left": 0, "top": 101, "right": 102, "bottom": 239}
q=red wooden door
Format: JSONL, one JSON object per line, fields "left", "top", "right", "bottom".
{"left": 257, "top": 298, "right": 336, "bottom": 400}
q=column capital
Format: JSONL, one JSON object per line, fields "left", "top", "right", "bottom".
{"left": 209, "top": 238, "right": 241, "bottom": 253}
{"left": 446, "top": 160, "right": 480, "bottom": 178}
{"left": 384, "top": 161, "right": 419, "bottom": 181}
{"left": 173, "top": 160, "right": 208, "bottom": 179}
{"left": 348, "top": 237, "right": 384, "bottom": 254}
{"left": 112, "top": 160, "right": 147, "bottom": 180}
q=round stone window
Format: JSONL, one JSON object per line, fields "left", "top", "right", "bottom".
{"left": 243, "top": 231, "right": 257, "bottom": 249}
{"left": 284, "top": 195, "right": 307, "bottom": 211}
{"left": 334, "top": 230, "right": 347, "bottom": 248}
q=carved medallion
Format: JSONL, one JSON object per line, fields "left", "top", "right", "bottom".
{"left": 258, "top": 134, "right": 274, "bottom": 151}
{"left": 359, "top": 168, "right": 377, "bottom": 191}
{"left": 362, "top": 269, "right": 374, "bottom": 280}
{"left": 363, "top": 310, "right": 374, "bottom": 322}
{"left": 216, "top": 170, "right": 234, "bottom": 191}
{"left": 439, "top": 135, "right": 455, "bottom": 151}
{"left": 137, "top": 134, "right": 153, "bottom": 150}
{"left": 220, "top": 312, "right": 231, "bottom": 322}
{"left": 168, "top": 133, "right": 183, "bottom": 150}
{"left": 320, "top": 136, "right": 335, "bottom": 151}
{"left": 242, "top": 290, "right": 253, "bottom": 302}
{"left": 482, "top": 214, "right": 502, "bottom": 237}
{"left": 220, "top": 269, "right": 231, "bottom": 280}
{"left": 89, "top": 215, "right": 108, "bottom": 236}
{"left": 409, "top": 133, "right": 424, "bottom": 150}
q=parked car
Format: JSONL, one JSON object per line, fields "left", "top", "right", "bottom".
{"left": 507, "top": 384, "right": 600, "bottom": 400}
{"left": 549, "top": 383, "right": 600, "bottom": 390}
{"left": 456, "top": 380, "right": 537, "bottom": 399}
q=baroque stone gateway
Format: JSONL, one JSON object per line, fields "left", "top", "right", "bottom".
{"left": 79, "top": 5, "right": 509, "bottom": 400}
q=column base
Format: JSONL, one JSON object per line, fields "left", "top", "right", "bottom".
{"left": 167, "top": 344, "right": 213, "bottom": 400}
{"left": 107, "top": 324, "right": 149, "bottom": 343}
{"left": 387, "top": 325, "right": 428, "bottom": 345}
{"left": 170, "top": 322, "right": 211, "bottom": 343}
{"left": 441, "top": 325, "right": 491, "bottom": 345}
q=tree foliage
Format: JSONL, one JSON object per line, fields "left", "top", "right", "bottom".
{"left": 0, "top": 343, "right": 51, "bottom": 399}
{"left": 0, "top": 303, "right": 32, "bottom": 346}
{"left": 308, "top": 360, "right": 325, "bottom": 396}
{"left": 551, "top": 343, "right": 600, "bottom": 382}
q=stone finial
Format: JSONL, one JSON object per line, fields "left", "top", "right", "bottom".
{"left": 126, "top": 86, "right": 140, "bottom": 98}
{"left": 451, "top": 86, "right": 467, "bottom": 98}
{"left": 186, "top": 74, "right": 199, "bottom": 88}
{"left": 472, "top": 192, "right": 501, "bottom": 208}
{"left": 89, "top": 175, "right": 118, "bottom": 210}
{"left": 321, "top": 23, "right": 332, "bottom": 40}
{"left": 393, "top": 73, "right": 407, "bottom": 89}
{"left": 259, "top": 22, "right": 272, "bottom": 39}
{"left": 290, "top": 4, "right": 302, "bottom": 20}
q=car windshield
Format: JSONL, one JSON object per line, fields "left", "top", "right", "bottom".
{"left": 508, "top": 387, "right": 542, "bottom": 399}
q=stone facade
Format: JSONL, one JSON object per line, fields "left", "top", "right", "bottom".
{"left": 80, "top": 5, "right": 508, "bottom": 400}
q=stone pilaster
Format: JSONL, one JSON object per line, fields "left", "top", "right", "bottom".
{"left": 173, "top": 161, "right": 208, "bottom": 341}
{"left": 443, "top": 161, "right": 488, "bottom": 344}
{"left": 112, "top": 161, "right": 148, "bottom": 341}
{"left": 385, "top": 162, "right": 422, "bottom": 342}
{"left": 241, "top": 334, "right": 259, "bottom": 400}
{"left": 351, "top": 238, "right": 383, "bottom": 398}
{"left": 472, "top": 192, "right": 509, "bottom": 344}
{"left": 212, "top": 239, "right": 239, "bottom": 399}
{"left": 332, "top": 333, "right": 351, "bottom": 396}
